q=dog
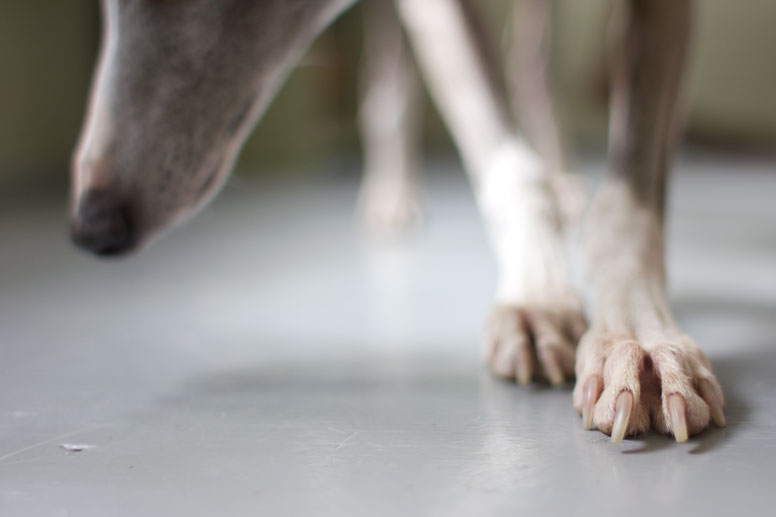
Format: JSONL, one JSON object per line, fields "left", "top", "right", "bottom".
{"left": 69, "top": 0, "right": 725, "bottom": 443}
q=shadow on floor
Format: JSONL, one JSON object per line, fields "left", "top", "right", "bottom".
{"left": 143, "top": 290, "right": 775, "bottom": 455}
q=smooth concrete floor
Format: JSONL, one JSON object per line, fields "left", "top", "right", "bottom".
{"left": 0, "top": 155, "right": 775, "bottom": 516}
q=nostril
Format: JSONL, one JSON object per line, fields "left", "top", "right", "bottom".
{"left": 71, "top": 189, "right": 135, "bottom": 256}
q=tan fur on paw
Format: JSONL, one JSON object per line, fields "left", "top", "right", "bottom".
{"left": 484, "top": 301, "right": 586, "bottom": 386}
{"left": 573, "top": 330, "right": 725, "bottom": 442}
{"left": 358, "top": 177, "right": 420, "bottom": 238}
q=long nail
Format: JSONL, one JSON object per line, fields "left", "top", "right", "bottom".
{"left": 582, "top": 376, "right": 602, "bottom": 430}
{"left": 611, "top": 391, "right": 633, "bottom": 443}
{"left": 667, "top": 394, "right": 689, "bottom": 443}
{"left": 699, "top": 379, "right": 726, "bottom": 428}
{"left": 544, "top": 352, "right": 564, "bottom": 387}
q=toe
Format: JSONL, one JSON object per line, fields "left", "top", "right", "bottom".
{"left": 491, "top": 338, "right": 518, "bottom": 379}
{"left": 485, "top": 307, "right": 533, "bottom": 383}
{"left": 593, "top": 341, "right": 651, "bottom": 437}
{"left": 573, "top": 331, "right": 606, "bottom": 427}
{"left": 576, "top": 374, "right": 602, "bottom": 430}
{"left": 651, "top": 343, "right": 713, "bottom": 438}
{"left": 698, "top": 378, "right": 726, "bottom": 428}
{"left": 531, "top": 312, "right": 575, "bottom": 386}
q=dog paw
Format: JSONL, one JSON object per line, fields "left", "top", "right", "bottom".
{"left": 573, "top": 331, "right": 726, "bottom": 442}
{"left": 358, "top": 177, "right": 420, "bottom": 238}
{"left": 484, "top": 300, "right": 587, "bottom": 385}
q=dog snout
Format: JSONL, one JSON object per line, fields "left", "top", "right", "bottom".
{"left": 71, "top": 189, "right": 135, "bottom": 257}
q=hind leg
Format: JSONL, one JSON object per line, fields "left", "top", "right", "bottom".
{"left": 357, "top": 0, "right": 421, "bottom": 238}
{"left": 397, "top": 0, "right": 585, "bottom": 385}
{"left": 573, "top": 0, "right": 725, "bottom": 442}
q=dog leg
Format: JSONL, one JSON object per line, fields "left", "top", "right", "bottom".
{"left": 397, "top": 0, "right": 586, "bottom": 384}
{"left": 508, "top": 0, "right": 586, "bottom": 225}
{"left": 357, "top": 0, "right": 421, "bottom": 238}
{"left": 573, "top": 0, "right": 725, "bottom": 441}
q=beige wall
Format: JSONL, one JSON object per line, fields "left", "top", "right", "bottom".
{"left": 1, "top": 0, "right": 774, "bottom": 191}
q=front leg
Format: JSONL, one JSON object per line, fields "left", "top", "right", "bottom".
{"left": 574, "top": 0, "right": 725, "bottom": 442}
{"left": 396, "top": 0, "right": 585, "bottom": 385}
{"left": 479, "top": 148, "right": 586, "bottom": 385}
{"left": 574, "top": 183, "right": 726, "bottom": 442}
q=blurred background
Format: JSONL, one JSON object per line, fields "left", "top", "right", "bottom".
{"left": 1, "top": 0, "right": 774, "bottom": 194}
{"left": 1, "top": 3, "right": 776, "bottom": 513}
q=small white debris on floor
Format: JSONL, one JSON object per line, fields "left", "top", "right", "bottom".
{"left": 59, "top": 444, "right": 94, "bottom": 453}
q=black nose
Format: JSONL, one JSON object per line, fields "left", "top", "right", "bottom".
{"left": 71, "top": 190, "right": 135, "bottom": 256}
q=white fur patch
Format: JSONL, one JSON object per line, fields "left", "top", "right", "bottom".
{"left": 478, "top": 142, "right": 571, "bottom": 304}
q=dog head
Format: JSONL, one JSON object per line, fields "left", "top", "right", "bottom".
{"left": 70, "top": 0, "right": 311, "bottom": 256}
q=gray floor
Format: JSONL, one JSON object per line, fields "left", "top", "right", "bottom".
{"left": 0, "top": 155, "right": 775, "bottom": 516}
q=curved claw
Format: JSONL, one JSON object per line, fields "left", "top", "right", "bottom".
{"left": 667, "top": 394, "right": 689, "bottom": 443}
{"left": 542, "top": 350, "right": 565, "bottom": 387}
{"left": 699, "top": 379, "right": 726, "bottom": 428}
{"left": 582, "top": 375, "right": 602, "bottom": 430}
{"left": 611, "top": 391, "right": 633, "bottom": 443}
